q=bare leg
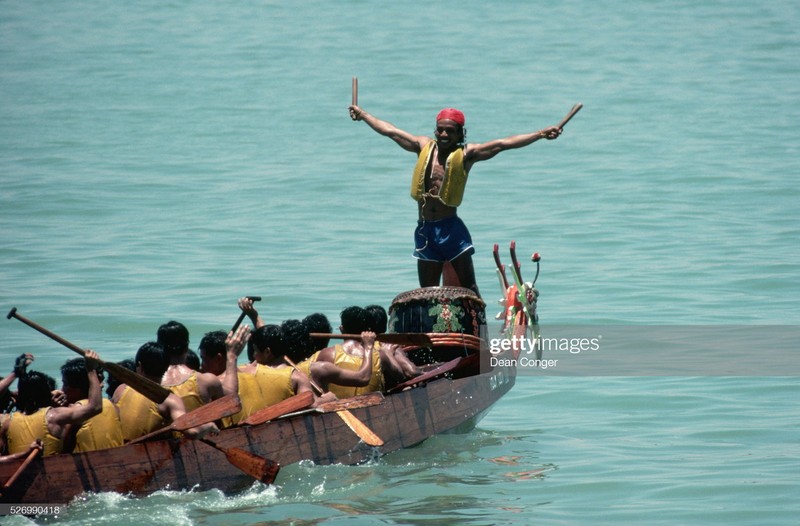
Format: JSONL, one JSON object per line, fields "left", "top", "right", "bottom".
{"left": 450, "top": 252, "right": 480, "bottom": 297}
{"left": 417, "top": 259, "right": 444, "bottom": 287}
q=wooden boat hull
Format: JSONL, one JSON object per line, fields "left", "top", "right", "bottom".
{"left": 1, "top": 358, "right": 516, "bottom": 504}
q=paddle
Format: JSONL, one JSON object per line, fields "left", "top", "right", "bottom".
{"left": 231, "top": 296, "right": 261, "bottom": 332}
{"left": 283, "top": 356, "right": 384, "bottom": 447}
{"left": 200, "top": 438, "right": 279, "bottom": 484}
{"left": 7, "top": 308, "right": 171, "bottom": 404}
{"left": 277, "top": 391, "right": 386, "bottom": 419}
{"left": 128, "top": 394, "right": 243, "bottom": 444}
{"left": 557, "top": 103, "right": 583, "bottom": 130}
{"left": 0, "top": 443, "right": 41, "bottom": 495}
{"left": 242, "top": 391, "right": 315, "bottom": 426}
{"left": 388, "top": 353, "right": 478, "bottom": 393}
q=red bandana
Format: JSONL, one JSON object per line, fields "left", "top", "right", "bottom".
{"left": 436, "top": 108, "right": 465, "bottom": 126}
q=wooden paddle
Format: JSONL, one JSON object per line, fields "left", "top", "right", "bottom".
{"left": 7, "top": 308, "right": 171, "bottom": 404}
{"left": 200, "top": 438, "right": 279, "bottom": 484}
{"left": 242, "top": 391, "right": 315, "bottom": 426}
{"left": 558, "top": 103, "right": 583, "bottom": 130}
{"left": 283, "top": 356, "right": 384, "bottom": 447}
{"left": 0, "top": 443, "right": 41, "bottom": 495}
{"left": 388, "top": 353, "right": 478, "bottom": 393}
{"left": 231, "top": 296, "right": 261, "bottom": 332}
{"left": 277, "top": 392, "right": 386, "bottom": 419}
{"left": 128, "top": 394, "right": 243, "bottom": 444}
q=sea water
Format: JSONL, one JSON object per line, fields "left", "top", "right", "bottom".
{"left": 1, "top": 1, "right": 798, "bottom": 524}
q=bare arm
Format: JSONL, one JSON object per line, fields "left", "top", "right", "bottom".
{"left": 465, "top": 125, "right": 562, "bottom": 168}
{"left": 47, "top": 351, "right": 103, "bottom": 438}
{"left": 221, "top": 325, "right": 250, "bottom": 397}
{"left": 310, "top": 332, "right": 375, "bottom": 389}
{"left": 349, "top": 105, "right": 429, "bottom": 154}
{"left": 238, "top": 297, "right": 265, "bottom": 329}
{"left": 0, "top": 353, "right": 34, "bottom": 397}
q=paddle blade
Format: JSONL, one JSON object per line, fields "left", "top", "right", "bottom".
{"left": 202, "top": 439, "right": 280, "bottom": 484}
{"left": 243, "top": 391, "right": 314, "bottom": 426}
{"left": 336, "top": 410, "right": 384, "bottom": 447}
{"left": 171, "top": 394, "right": 242, "bottom": 431}
{"left": 226, "top": 447, "right": 280, "bottom": 484}
{"left": 315, "top": 391, "right": 384, "bottom": 413}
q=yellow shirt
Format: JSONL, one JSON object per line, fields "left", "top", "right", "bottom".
{"left": 116, "top": 386, "right": 166, "bottom": 442}
{"left": 165, "top": 372, "right": 203, "bottom": 413}
{"left": 224, "top": 366, "right": 294, "bottom": 427}
{"left": 5, "top": 409, "right": 63, "bottom": 456}
{"left": 327, "top": 344, "right": 384, "bottom": 399}
{"left": 73, "top": 398, "right": 124, "bottom": 453}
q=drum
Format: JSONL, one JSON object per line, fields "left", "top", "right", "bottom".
{"left": 388, "top": 286, "right": 487, "bottom": 364}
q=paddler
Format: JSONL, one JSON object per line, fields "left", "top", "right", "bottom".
{"left": 113, "top": 341, "right": 218, "bottom": 441}
{"left": 159, "top": 320, "right": 249, "bottom": 411}
{"left": 303, "top": 306, "right": 383, "bottom": 397}
{"left": 0, "top": 351, "right": 103, "bottom": 456}
{"left": 59, "top": 355, "right": 124, "bottom": 453}
{"left": 349, "top": 105, "right": 562, "bottom": 297}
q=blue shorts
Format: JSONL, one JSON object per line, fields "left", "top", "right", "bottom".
{"left": 413, "top": 216, "right": 475, "bottom": 262}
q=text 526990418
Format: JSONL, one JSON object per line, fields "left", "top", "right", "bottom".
{"left": 1, "top": 504, "right": 64, "bottom": 516}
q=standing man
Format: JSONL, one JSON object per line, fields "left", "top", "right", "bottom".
{"left": 349, "top": 105, "right": 563, "bottom": 297}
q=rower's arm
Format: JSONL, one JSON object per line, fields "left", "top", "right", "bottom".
{"left": 350, "top": 105, "right": 428, "bottom": 154}
{"left": 465, "top": 125, "right": 561, "bottom": 166}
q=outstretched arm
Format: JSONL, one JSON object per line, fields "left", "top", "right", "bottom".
{"left": 349, "top": 105, "right": 429, "bottom": 154}
{"left": 465, "top": 125, "right": 562, "bottom": 167}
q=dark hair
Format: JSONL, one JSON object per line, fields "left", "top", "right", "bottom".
{"left": 16, "top": 370, "right": 56, "bottom": 414}
{"left": 364, "top": 304, "right": 388, "bottom": 333}
{"left": 248, "top": 324, "right": 286, "bottom": 362}
{"left": 198, "top": 331, "right": 227, "bottom": 360}
{"left": 340, "top": 306, "right": 370, "bottom": 334}
{"left": 105, "top": 358, "right": 136, "bottom": 398}
{"left": 135, "top": 342, "right": 169, "bottom": 379}
{"left": 303, "top": 313, "right": 332, "bottom": 351}
{"left": 61, "top": 357, "right": 92, "bottom": 395}
{"left": 157, "top": 320, "right": 190, "bottom": 357}
{"left": 281, "top": 319, "right": 312, "bottom": 363}
{"left": 185, "top": 349, "right": 200, "bottom": 371}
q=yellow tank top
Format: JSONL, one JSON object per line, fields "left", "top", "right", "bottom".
{"left": 327, "top": 344, "right": 384, "bottom": 399}
{"left": 6, "top": 409, "right": 63, "bottom": 456}
{"left": 73, "top": 398, "right": 124, "bottom": 453}
{"left": 116, "top": 386, "right": 166, "bottom": 441}
{"left": 296, "top": 351, "right": 320, "bottom": 378}
{"left": 410, "top": 141, "right": 468, "bottom": 206}
{"left": 166, "top": 372, "right": 204, "bottom": 412}
{"left": 224, "top": 366, "right": 295, "bottom": 427}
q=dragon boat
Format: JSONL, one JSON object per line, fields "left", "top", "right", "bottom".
{"left": 1, "top": 243, "right": 538, "bottom": 506}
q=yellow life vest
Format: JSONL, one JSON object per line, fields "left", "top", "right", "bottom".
{"left": 224, "top": 366, "right": 295, "bottom": 427}
{"left": 410, "top": 141, "right": 469, "bottom": 207}
{"left": 6, "top": 409, "right": 63, "bottom": 456}
{"left": 73, "top": 398, "right": 124, "bottom": 453}
{"left": 327, "top": 344, "right": 384, "bottom": 399}
{"left": 166, "top": 372, "right": 204, "bottom": 413}
{"left": 116, "top": 386, "right": 166, "bottom": 442}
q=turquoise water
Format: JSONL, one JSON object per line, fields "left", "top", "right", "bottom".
{"left": 2, "top": 1, "right": 798, "bottom": 524}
